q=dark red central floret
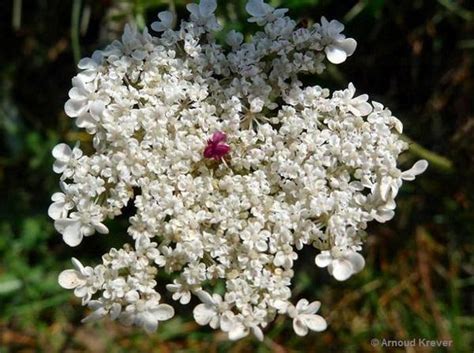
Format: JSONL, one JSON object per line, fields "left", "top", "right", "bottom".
{"left": 203, "top": 131, "right": 231, "bottom": 160}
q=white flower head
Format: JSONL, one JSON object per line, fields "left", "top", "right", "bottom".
{"left": 52, "top": 0, "right": 427, "bottom": 340}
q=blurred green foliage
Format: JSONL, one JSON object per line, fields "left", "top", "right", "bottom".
{"left": 0, "top": 0, "right": 473, "bottom": 352}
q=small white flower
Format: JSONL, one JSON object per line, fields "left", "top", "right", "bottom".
{"left": 81, "top": 300, "right": 109, "bottom": 323}
{"left": 54, "top": 205, "right": 108, "bottom": 247}
{"left": 220, "top": 311, "right": 254, "bottom": 341}
{"left": 226, "top": 30, "right": 244, "bottom": 49}
{"left": 273, "top": 244, "right": 298, "bottom": 269}
{"left": 193, "top": 291, "right": 228, "bottom": 329}
{"left": 58, "top": 258, "right": 104, "bottom": 303}
{"left": 186, "top": 0, "right": 220, "bottom": 30}
{"left": 48, "top": 182, "right": 74, "bottom": 220}
{"left": 135, "top": 236, "right": 165, "bottom": 266}
{"left": 319, "top": 17, "right": 357, "bottom": 64}
{"left": 315, "top": 248, "right": 365, "bottom": 281}
{"left": 151, "top": 11, "right": 175, "bottom": 32}
{"left": 379, "top": 160, "right": 429, "bottom": 201}
{"left": 246, "top": 0, "right": 288, "bottom": 26}
{"left": 64, "top": 78, "right": 107, "bottom": 124}
{"left": 166, "top": 278, "right": 193, "bottom": 304}
{"left": 52, "top": 143, "right": 82, "bottom": 175}
{"left": 341, "top": 83, "right": 373, "bottom": 116}
{"left": 287, "top": 299, "right": 327, "bottom": 336}
{"left": 121, "top": 298, "right": 175, "bottom": 333}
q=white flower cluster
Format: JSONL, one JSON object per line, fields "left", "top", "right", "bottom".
{"left": 51, "top": 0, "right": 428, "bottom": 340}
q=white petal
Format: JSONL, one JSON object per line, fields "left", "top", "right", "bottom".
{"left": 61, "top": 221, "right": 83, "bottom": 247}
{"left": 48, "top": 201, "right": 65, "bottom": 220}
{"left": 251, "top": 326, "right": 264, "bottom": 341}
{"left": 226, "top": 30, "right": 244, "bottom": 47}
{"left": 295, "top": 298, "right": 309, "bottom": 311}
{"left": 196, "top": 290, "right": 215, "bottom": 305}
{"left": 132, "top": 50, "right": 147, "bottom": 61}
{"left": 58, "top": 269, "right": 82, "bottom": 289}
{"left": 71, "top": 257, "right": 86, "bottom": 273}
{"left": 186, "top": 3, "right": 199, "bottom": 17}
{"left": 125, "top": 290, "right": 139, "bottom": 302}
{"left": 89, "top": 100, "right": 105, "bottom": 118}
{"left": 77, "top": 57, "right": 98, "bottom": 70}
{"left": 228, "top": 323, "right": 248, "bottom": 340}
{"left": 293, "top": 318, "right": 309, "bottom": 336}
{"left": 52, "top": 143, "right": 72, "bottom": 161}
{"left": 330, "top": 260, "right": 353, "bottom": 281}
{"left": 321, "top": 16, "right": 329, "bottom": 27}
{"left": 379, "top": 177, "right": 390, "bottom": 201}
{"left": 52, "top": 161, "right": 67, "bottom": 174}
{"left": 315, "top": 251, "right": 332, "bottom": 268}
{"left": 272, "top": 299, "right": 289, "bottom": 313}
{"left": 71, "top": 76, "right": 89, "bottom": 92}
{"left": 68, "top": 87, "right": 86, "bottom": 100}
{"left": 180, "top": 292, "right": 191, "bottom": 304}
{"left": 301, "top": 314, "right": 327, "bottom": 332}
{"left": 347, "top": 252, "right": 365, "bottom": 273}
{"left": 150, "top": 22, "right": 166, "bottom": 32}
{"left": 152, "top": 304, "right": 175, "bottom": 321}
{"left": 401, "top": 160, "right": 428, "bottom": 180}
{"left": 354, "top": 101, "right": 373, "bottom": 116}
{"left": 77, "top": 69, "right": 97, "bottom": 83}
{"left": 166, "top": 283, "right": 179, "bottom": 292}
{"left": 142, "top": 312, "right": 158, "bottom": 333}
{"left": 392, "top": 117, "right": 403, "bottom": 133}
{"left": 51, "top": 192, "right": 65, "bottom": 202}
{"left": 158, "top": 11, "right": 173, "bottom": 26}
{"left": 219, "top": 311, "right": 235, "bottom": 332}
{"left": 337, "top": 38, "right": 357, "bottom": 57}
{"left": 325, "top": 45, "right": 348, "bottom": 64}
{"left": 374, "top": 209, "right": 395, "bottom": 223}
{"left": 200, "top": 0, "right": 217, "bottom": 16}
{"left": 246, "top": 0, "right": 269, "bottom": 17}
{"left": 74, "top": 285, "right": 88, "bottom": 298}
{"left": 76, "top": 114, "right": 97, "bottom": 130}
{"left": 64, "top": 99, "right": 87, "bottom": 117}
{"left": 303, "top": 301, "right": 321, "bottom": 315}
{"left": 81, "top": 307, "right": 107, "bottom": 323}
{"left": 110, "top": 303, "right": 122, "bottom": 320}
{"left": 328, "top": 19, "right": 344, "bottom": 34}
{"left": 193, "top": 303, "right": 215, "bottom": 326}
{"left": 94, "top": 222, "right": 109, "bottom": 234}
{"left": 286, "top": 303, "right": 297, "bottom": 318}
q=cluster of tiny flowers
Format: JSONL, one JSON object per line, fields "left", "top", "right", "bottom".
{"left": 51, "top": 0, "right": 428, "bottom": 340}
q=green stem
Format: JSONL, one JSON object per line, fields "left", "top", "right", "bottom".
{"left": 71, "top": 0, "right": 82, "bottom": 65}
{"left": 402, "top": 135, "right": 454, "bottom": 173}
{"left": 12, "top": 0, "right": 22, "bottom": 30}
{"left": 437, "top": 0, "right": 473, "bottom": 21}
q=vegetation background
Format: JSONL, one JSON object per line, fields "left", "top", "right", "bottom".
{"left": 0, "top": 0, "right": 473, "bottom": 352}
